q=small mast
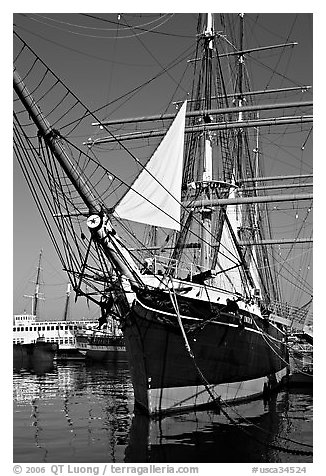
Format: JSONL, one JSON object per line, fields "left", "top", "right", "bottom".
{"left": 63, "top": 283, "right": 71, "bottom": 321}
{"left": 23, "top": 249, "right": 44, "bottom": 317}
{"left": 33, "top": 249, "right": 43, "bottom": 316}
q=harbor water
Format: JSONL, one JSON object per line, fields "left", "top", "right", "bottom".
{"left": 13, "top": 360, "right": 313, "bottom": 464}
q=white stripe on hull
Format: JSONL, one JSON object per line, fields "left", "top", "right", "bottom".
{"left": 146, "top": 367, "right": 287, "bottom": 415}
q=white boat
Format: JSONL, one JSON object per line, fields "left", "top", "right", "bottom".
{"left": 13, "top": 251, "right": 97, "bottom": 359}
{"left": 13, "top": 313, "right": 97, "bottom": 360}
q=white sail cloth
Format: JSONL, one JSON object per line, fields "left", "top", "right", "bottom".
{"left": 214, "top": 185, "right": 260, "bottom": 295}
{"left": 114, "top": 101, "right": 187, "bottom": 230}
{"left": 215, "top": 221, "right": 244, "bottom": 294}
{"left": 214, "top": 187, "right": 245, "bottom": 294}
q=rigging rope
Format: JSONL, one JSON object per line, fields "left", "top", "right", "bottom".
{"left": 168, "top": 279, "right": 312, "bottom": 456}
{"left": 13, "top": 28, "right": 288, "bottom": 285}
{"left": 22, "top": 13, "right": 175, "bottom": 40}
{"left": 13, "top": 19, "right": 312, "bottom": 313}
{"left": 33, "top": 13, "right": 172, "bottom": 33}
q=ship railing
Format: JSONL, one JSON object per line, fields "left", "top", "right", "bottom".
{"left": 151, "top": 254, "right": 206, "bottom": 280}
{"left": 142, "top": 255, "right": 254, "bottom": 302}
{"left": 268, "top": 300, "right": 311, "bottom": 329}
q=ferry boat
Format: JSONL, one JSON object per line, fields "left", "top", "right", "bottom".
{"left": 13, "top": 251, "right": 97, "bottom": 359}
{"left": 13, "top": 312, "right": 97, "bottom": 360}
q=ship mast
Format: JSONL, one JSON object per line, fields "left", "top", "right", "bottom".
{"left": 33, "top": 249, "right": 42, "bottom": 316}
{"left": 63, "top": 283, "right": 71, "bottom": 321}
{"left": 200, "top": 13, "right": 215, "bottom": 270}
{"left": 235, "top": 13, "right": 245, "bottom": 178}
{"left": 24, "top": 249, "right": 44, "bottom": 317}
{"left": 234, "top": 13, "right": 254, "bottom": 287}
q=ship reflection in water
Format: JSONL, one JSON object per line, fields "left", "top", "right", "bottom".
{"left": 13, "top": 361, "right": 312, "bottom": 463}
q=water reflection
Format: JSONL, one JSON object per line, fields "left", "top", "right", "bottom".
{"left": 14, "top": 361, "right": 133, "bottom": 462}
{"left": 126, "top": 392, "right": 312, "bottom": 463}
{"left": 13, "top": 360, "right": 312, "bottom": 463}
{"left": 14, "top": 349, "right": 56, "bottom": 376}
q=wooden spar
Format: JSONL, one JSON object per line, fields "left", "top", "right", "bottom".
{"left": 239, "top": 238, "right": 312, "bottom": 246}
{"left": 128, "top": 237, "right": 312, "bottom": 251}
{"left": 240, "top": 173, "right": 312, "bottom": 183}
{"left": 92, "top": 100, "right": 312, "bottom": 127}
{"left": 53, "top": 178, "right": 312, "bottom": 219}
{"left": 87, "top": 115, "right": 312, "bottom": 145}
{"left": 129, "top": 243, "right": 201, "bottom": 252}
{"left": 13, "top": 68, "right": 100, "bottom": 213}
{"left": 219, "top": 42, "right": 298, "bottom": 57}
{"left": 185, "top": 193, "right": 312, "bottom": 208}
{"left": 54, "top": 191, "right": 313, "bottom": 219}
{"left": 188, "top": 41, "right": 298, "bottom": 62}
{"left": 173, "top": 86, "right": 312, "bottom": 104}
{"left": 241, "top": 182, "right": 312, "bottom": 192}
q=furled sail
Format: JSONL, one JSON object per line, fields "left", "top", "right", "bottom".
{"left": 114, "top": 101, "right": 187, "bottom": 230}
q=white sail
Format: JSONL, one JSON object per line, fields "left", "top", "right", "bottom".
{"left": 213, "top": 188, "right": 245, "bottom": 294}
{"left": 214, "top": 218, "right": 244, "bottom": 295}
{"left": 248, "top": 244, "right": 261, "bottom": 291}
{"left": 114, "top": 101, "right": 187, "bottom": 230}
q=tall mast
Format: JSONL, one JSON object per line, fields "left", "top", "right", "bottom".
{"left": 248, "top": 120, "right": 261, "bottom": 290}
{"left": 200, "top": 13, "right": 214, "bottom": 270}
{"left": 235, "top": 13, "right": 245, "bottom": 179}
{"left": 220, "top": 13, "right": 257, "bottom": 292}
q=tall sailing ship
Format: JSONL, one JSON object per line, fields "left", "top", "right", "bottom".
{"left": 13, "top": 14, "right": 312, "bottom": 415}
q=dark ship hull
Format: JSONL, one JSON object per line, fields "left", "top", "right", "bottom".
{"left": 123, "top": 286, "right": 288, "bottom": 416}
{"left": 13, "top": 340, "right": 58, "bottom": 365}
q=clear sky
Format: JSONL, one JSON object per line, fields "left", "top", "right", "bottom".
{"left": 12, "top": 9, "right": 313, "bottom": 320}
